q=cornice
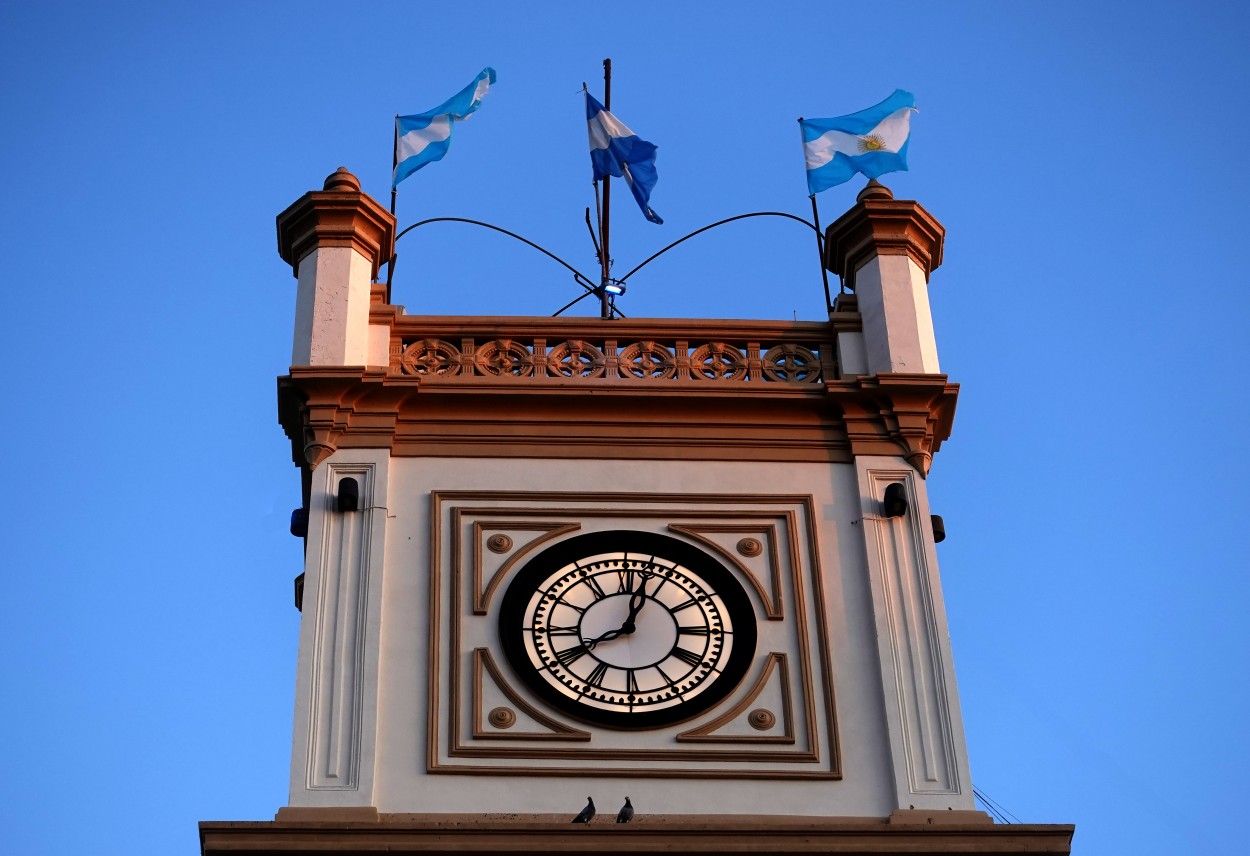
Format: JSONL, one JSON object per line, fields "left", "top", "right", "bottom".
{"left": 823, "top": 186, "right": 945, "bottom": 291}
{"left": 278, "top": 367, "right": 415, "bottom": 470}
{"left": 277, "top": 364, "right": 957, "bottom": 477}
{"left": 826, "top": 373, "right": 958, "bottom": 477}
{"left": 276, "top": 167, "right": 396, "bottom": 280}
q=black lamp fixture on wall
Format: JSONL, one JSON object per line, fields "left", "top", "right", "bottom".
{"left": 882, "top": 483, "right": 908, "bottom": 518}
{"left": 337, "top": 477, "right": 360, "bottom": 512}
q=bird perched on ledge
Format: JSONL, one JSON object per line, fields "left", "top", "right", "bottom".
{"left": 571, "top": 797, "right": 595, "bottom": 823}
{"left": 616, "top": 796, "right": 634, "bottom": 823}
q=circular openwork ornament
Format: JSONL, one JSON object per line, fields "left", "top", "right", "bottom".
{"left": 499, "top": 530, "right": 757, "bottom": 729}
{"left": 474, "top": 339, "right": 535, "bottom": 377}
{"left": 400, "top": 338, "right": 461, "bottom": 376}
{"left": 689, "top": 343, "right": 748, "bottom": 381}
{"left": 546, "top": 340, "right": 606, "bottom": 378}
{"left": 762, "top": 344, "right": 821, "bottom": 383}
{"left": 618, "top": 341, "right": 676, "bottom": 379}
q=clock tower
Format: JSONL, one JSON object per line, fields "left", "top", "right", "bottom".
{"left": 199, "top": 168, "right": 1073, "bottom": 853}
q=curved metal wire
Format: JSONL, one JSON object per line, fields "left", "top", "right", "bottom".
{"left": 393, "top": 211, "right": 823, "bottom": 317}
{"left": 551, "top": 289, "right": 597, "bottom": 318}
{"left": 395, "top": 217, "right": 599, "bottom": 294}
{"left": 617, "top": 212, "right": 823, "bottom": 283}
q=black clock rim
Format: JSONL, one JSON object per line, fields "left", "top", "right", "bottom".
{"left": 498, "top": 529, "right": 758, "bottom": 730}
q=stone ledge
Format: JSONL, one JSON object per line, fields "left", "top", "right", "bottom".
{"left": 201, "top": 812, "right": 1074, "bottom": 854}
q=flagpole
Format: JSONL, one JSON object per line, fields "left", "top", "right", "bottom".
{"left": 583, "top": 82, "right": 609, "bottom": 294}
{"left": 809, "top": 195, "right": 834, "bottom": 311}
{"left": 798, "top": 117, "right": 834, "bottom": 313}
{"left": 386, "top": 114, "right": 399, "bottom": 301}
{"left": 598, "top": 57, "right": 613, "bottom": 319}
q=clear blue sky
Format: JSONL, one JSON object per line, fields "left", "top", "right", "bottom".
{"left": 2, "top": 2, "right": 1247, "bottom": 853}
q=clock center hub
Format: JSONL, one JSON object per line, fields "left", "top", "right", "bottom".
{"left": 580, "top": 595, "right": 677, "bottom": 668}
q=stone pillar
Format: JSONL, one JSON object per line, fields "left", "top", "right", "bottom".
{"left": 277, "top": 168, "right": 395, "bottom": 367}
{"left": 824, "top": 182, "right": 944, "bottom": 376}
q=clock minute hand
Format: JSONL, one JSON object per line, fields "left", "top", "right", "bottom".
{"left": 619, "top": 578, "right": 649, "bottom": 633}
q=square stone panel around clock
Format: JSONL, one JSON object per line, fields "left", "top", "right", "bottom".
{"left": 427, "top": 490, "right": 842, "bottom": 779}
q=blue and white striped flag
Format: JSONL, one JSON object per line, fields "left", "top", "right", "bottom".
{"left": 586, "top": 93, "right": 663, "bottom": 224}
{"left": 393, "top": 68, "right": 495, "bottom": 188}
{"left": 801, "top": 90, "right": 915, "bottom": 195}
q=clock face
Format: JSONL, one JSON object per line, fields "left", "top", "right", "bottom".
{"left": 498, "top": 530, "right": 757, "bottom": 729}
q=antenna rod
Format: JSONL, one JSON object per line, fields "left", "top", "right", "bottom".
{"left": 593, "top": 166, "right": 606, "bottom": 274}
{"left": 600, "top": 57, "right": 612, "bottom": 319}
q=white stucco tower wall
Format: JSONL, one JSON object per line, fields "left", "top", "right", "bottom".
{"left": 855, "top": 253, "right": 940, "bottom": 374}
{"left": 291, "top": 246, "right": 375, "bottom": 365}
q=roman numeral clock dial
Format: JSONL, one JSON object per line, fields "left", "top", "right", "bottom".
{"left": 499, "top": 531, "right": 757, "bottom": 729}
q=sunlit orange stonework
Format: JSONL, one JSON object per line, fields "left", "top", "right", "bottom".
{"left": 198, "top": 170, "right": 1073, "bottom": 854}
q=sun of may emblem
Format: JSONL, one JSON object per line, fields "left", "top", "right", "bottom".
{"left": 857, "top": 133, "right": 887, "bottom": 152}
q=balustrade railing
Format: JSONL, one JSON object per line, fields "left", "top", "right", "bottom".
{"left": 386, "top": 317, "right": 836, "bottom": 386}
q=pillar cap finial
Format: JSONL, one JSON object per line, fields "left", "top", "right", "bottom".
{"left": 323, "top": 167, "right": 361, "bottom": 193}
{"left": 823, "top": 188, "right": 944, "bottom": 290}
{"left": 276, "top": 168, "right": 396, "bottom": 280}
{"left": 857, "top": 179, "right": 894, "bottom": 202}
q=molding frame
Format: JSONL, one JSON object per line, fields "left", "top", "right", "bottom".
{"left": 669, "top": 523, "right": 785, "bottom": 620}
{"left": 470, "top": 648, "right": 591, "bottom": 741}
{"left": 470, "top": 521, "right": 581, "bottom": 615}
{"left": 426, "top": 491, "right": 841, "bottom": 779}
{"left": 677, "top": 652, "right": 797, "bottom": 744}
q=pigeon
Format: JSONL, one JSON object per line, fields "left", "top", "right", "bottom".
{"left": 571, "top": 797, "right": 595, "bottom": 824}
{"left": 616, "top": 796, "right": 634, "bottom": 823}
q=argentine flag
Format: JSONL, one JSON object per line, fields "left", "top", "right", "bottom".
{"left": 801, "top": 90, "right": 915, "bottom": 195}
{"left": 586, "top": 93, "right": 663, "bottom": 224}
{"left": 393, "top": 68, "right": 495, "bottom": 188}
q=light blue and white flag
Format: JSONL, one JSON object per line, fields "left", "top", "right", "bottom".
{"left": 393, "top": 68, "right": 495, "bottom": 188}
{"left": 801, "top": 90, "right": 915, "bottom": 195}
{"left": 586, "top": 93, "right": 663, "bottom": 224}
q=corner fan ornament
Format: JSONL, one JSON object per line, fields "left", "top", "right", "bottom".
{"left": 387, "top": 64, "right": 916, "bottom": 318}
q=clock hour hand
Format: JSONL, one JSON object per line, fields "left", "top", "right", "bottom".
{"left": 582, "top": 626, "right": 626, "bottom": 647}
{"left": 583, "top": 578, "right": 651, "bottom": 647}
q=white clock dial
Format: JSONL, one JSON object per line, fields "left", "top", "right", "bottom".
{"left": 499, "top": 531, "right": 756, "bottom": 729}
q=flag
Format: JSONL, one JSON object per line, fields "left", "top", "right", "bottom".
{"left": 801, "top": 89, "right": 915, "bottom": 195}
{"left": 393, "top": 67, "right": 495, "bottom": 187}
{"left": 585, "top": 93, "right": 663, "bottom": 224}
